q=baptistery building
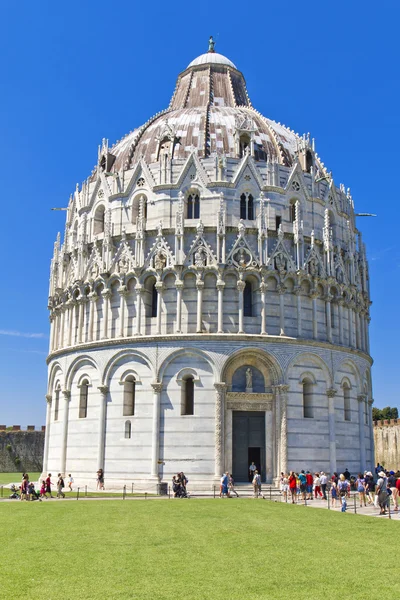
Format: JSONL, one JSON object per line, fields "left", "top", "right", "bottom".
{"left": 44, "top": 40, "right": 374, "bottom": 487}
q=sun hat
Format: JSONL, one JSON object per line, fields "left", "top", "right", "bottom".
{"left": 378, "top": 471, "right": 386, "bottom": 477}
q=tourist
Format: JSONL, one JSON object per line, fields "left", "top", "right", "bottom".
{"left": 298, "top": 470, "right": 307, "bottom": 501}
{"left": 20, "top": 475, "right": 28, "bottom": 501}
{"left": 67, "top": 474, "right": 74, "bottom": 491}
{"left": 249, "top": 461, "right": 256, "bottom": 483}
{"left": 57, "top": 473, "right": 65, "bottom": 498}
{"left": 343, "top": 467, "right": 351, "bottom": 481}
{"left": 28, "top": 482, "right": 41, "bottom": 501}
{"left": 45, "top": 473, "right": 54, "bottom": 498}
{"left": 220, "top": 472, "right": 229, "bottom": 498}
{"left": 281, "top": 473, "right": 289, "bottom": 502}
{"left": 97, "top": 469, "right": 104, "bottom": 490}
{"left": 313, "top": 473, "right": 322, "bottom": 498}
{"left": 364, "top": 472, "right": 374, "bottom": 504}
{"left": 252, "top": 471, "right": 260, "bottom": 498}
{"left": 40, "top": 480, "right": 47, "bottom": 499}
{"left": 288, "top": 471, "right": 297, "bottom": 503}
{"left": 375, "top": 463, "right": 383, "bottom": 476}
{"left": 306, "top": 471, "right": 313, "bottom": 500}
{"left": 279, "top": 472, "right": 285, "bottom": 494}
{"left": 338, "top": 474, "right": 350, "bottom": 512}
{"left": 376, "top": 470, "right": 389, "bottom": 515}
{"left": 330, "top": 479, "right": 338, "bottom": 508}
{"left": 355, "top": 473, "right": 367, "bottom": 507}
{"left": 229, "top": 474, "right": 239, "bottom": 497}
{"left": 320, "top": 471, "right": 328, "bottom": 500}
{"left": 388, "top": 471, "right": 398, "bottom": 511}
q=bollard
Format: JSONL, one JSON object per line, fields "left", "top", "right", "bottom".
{"left": 168, "top": 485, "right": 171, "bottom": 499}
{"left": 123, "top": 485, "right": 126, "bottom": 500}
{"left": 304, "top": 494, "right": 307, "bottom": 507}
{"left": 327, "top": 492, "right": 330, "bottom": 510}
{"left": 0, "top": 486, "right": 3, "bottom": 498}
{"left": 145, "top": 492, "right": 147, "bottom": 500}
{"left": 85, "top": 485, "right": 87, "bottom": 497}
{"left": 132, "top": 482, "right": 134, "bottom": 495}
{"left": 388, "top": 501, "right": 391, "bottom": 520}
{"left": 77, "top": 487, "right": 80, "bottom": 500}
{"left": 354, "top": 495, "right": 357, "bottom": 514}
{"left": 213, "top": 485, "right": 215, "bottom": 499}
{"left": 269, "top": 486, "right": 272, "bottom": 501}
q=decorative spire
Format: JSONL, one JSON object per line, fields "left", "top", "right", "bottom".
{"left": 208, "top": 36, "right": 215, "bottom": 53}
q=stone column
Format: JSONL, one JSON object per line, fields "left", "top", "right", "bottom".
{"left": 327, "top": 388, "right": 337, "bottom": 475}
{"left": 355, "top": 309, "right": 361, "bottom": 350}
{"left": 77, "top": 298, "right": 85, "bottom": 344}
{"left": 135, "top": 284, "right": 143, "bottom": 336}
{"left": 67, "top": 300, "right": 75, "bottom": 347}
{"left": 237, "top": 280, "right": 245, "bottom": 334}
{"left": 366, "top": 316, "right": 371, "bottom": 354}
{"left": 295, "top": 287, "right": 302, "bottom": 337}
{"left": 119, "top": 286, "right": 128, "bottom": 338}
{"left": 151, "top": 382, "right": 162, "bottom": 479}
{"left": 175, "top": 279, "right": 183, "bottom": 333}
{"left": 214, "top": 383, "right": 226, "bottom": 477}
{"left": 102, "top": 290, "right": 111, "bottom": 339}
{"left": 278, "top": 385, "right": 289, "bottom": 475}
{"left": 196, "top": 279, "right": 204, "bottom": 333}
{"left": 273, "top": 386, "right": 281, "bottom": 477}
{"left": 368, "top": 399, "right": 374, "bottom": 468}
{"left": 60, "top": 390, "right": 71, "bottom": 475}
{"left": 349, "top": 303, "right": 356, "bottom": 348}
{"left": 278, "top": 285, "right": 285, "bottom": 336}
{"left": 88, "top": 292, "right": 97, "bottom": 342}
{"left": 53, "top": 310, "right": 60, "bottom": 350}
{"left": 325, "top": 295, "right": 332, "bottom": 343}
{"left": 260, "top": 281, "right": 267, "bottom": 335}
{"left": 311, "top": 292, "right": 318, "bottom": 340}
{"left": 155, "top": 282, "right": 164, "bottom": 335}
{"left": 217, "top": 279, "right": 225, "bottom": 334}
{"left": 265, "top": 406, "right": 273, "bottom": 483}
{"left": 97, "top": 386, "right": 109, "bottom": 471}
{"left": 43, "top": 395, "right": 52, "bottom": 474}
{"left": 338, "top": 300, "right": 344, "bottom": 345}
{"left": 358, "top": 394, "right": 367, "bottom": 472}
{"left": 60, "top": 306, "right": 66, "bottom": 349}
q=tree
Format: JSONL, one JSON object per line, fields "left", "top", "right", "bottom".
{"left": 373, "top": 406, "right": 399, "bottom": 421}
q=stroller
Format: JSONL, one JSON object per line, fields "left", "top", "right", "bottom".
{"left": 172, "top": 475, "right": 190, "bottom": 498}
{"left": 9, "top": 484, "right": 20, "bottom": 499}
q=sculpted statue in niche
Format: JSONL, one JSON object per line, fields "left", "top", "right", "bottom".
{"left": 117, "top": 254, "right": 129, "bottom": 275}
{"left": 233, "top": 246, "right": 251, "bottom": 268}
{"left": 246, "top": 368, "right": 253, "bottom": 391}
{"left": 238, "top": 219, "right": 246, "bottom": 237}
{"left": 309, "top": 257, "right": 319, "bottom": 277}
{"left": 275, "top": 252, "right": 286, "bottom": 274}
{"left": 90, "top": 261, "right": 100, "bottom": 279}
{"left": 194, "top": 246, "right": 207, "bottom": 268}
{"left": 154, "top": 250, "right": 166, "bottom": 271}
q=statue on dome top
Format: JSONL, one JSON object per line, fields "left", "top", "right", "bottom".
{"left": 208, "top": 36, "right": 215, "bottom": 53}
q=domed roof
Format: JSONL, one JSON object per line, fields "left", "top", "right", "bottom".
{"left": 187, "top": 52, "right": 237, "bottom": 69}
{"left": 106, "top": 41, "right": 304, "bottom": 172}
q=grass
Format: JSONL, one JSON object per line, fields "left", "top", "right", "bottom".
{"left": 1, "top": 499, "right": 399, "bottom": 599}
{"left": 0, "top": 472, "right": 40, "bottom": 486}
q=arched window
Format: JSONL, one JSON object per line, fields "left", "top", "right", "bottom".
{"left": 343, "top": 384, "right": 351, "bottom": 421}
{"left": 94, "top": 205, "right": 105, "bottom": 235}
{"left": 79, "top": 380, "right": 89, "bottom": 418}
{"left": 182, "top": 376, "right": 194, "bottom": 415}
{"left": 187, "top": 194, "right": 200, "bottom": 219}
{"left": 54, "top": 385, "right": 60, "bottom": 421}
{"left": 132, "top": 195, "right": 147, "bottom": 224}
{"left": 151, "top": 282, "right": 158, "bottom": 318}
{"left": 125, "top": 420, "right": 132, "bottom": 439}
{"left": 123, "top": 376, "right": 136, "bottom": 416}
{"left": 240, "top": 193, "right": 254, "bottom": 220}
{"left": 303, "top": 379, "right": 313, "bottom": 418}
{"left": 244, "top": 280, "right": 253, "bottom": 317}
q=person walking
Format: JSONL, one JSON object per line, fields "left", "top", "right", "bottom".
{"left": 281, "top": 474, "right": 289, "bottom": 503}
{"left": 220, "top": 473, "right": 229, "bottom": 498}
{"left": 376, "top": 470, "right": 389, "bottom": 515}
{"left": 320, "top": 471, "right": 328, "bottom": 500}
{"left": 313, "top": 473, "right": 322, "bottom": 499}
{"left": 57, "top": 474, "right": 65, "bottom": 499}
{"left": 355, "top": 473, "right": 367, "bottom": 507}
{"left": 97, "top": 469, "right": 105, "bottom": 490}
{"left": 249, "top": 462, "right": 256, "bottom": 483}
{"left": 252, "top": 471, "right": 260, "bottom": 498}
{"left": 330, "top": 479, "right": 338, "bottom": 508}
{"left": 67, "top": 474, "right": 74, "bottom": 491}
{"left": 45, "top": 473, "right": 54, "bottom": 498}
{"left": 364, "top": 471, "right": 374, "bottom": 504}
{"left": 298, "top": 470, "right": 307, "bottom": 501}
{"left": 388, "top": 471, "right": 398, "bottom": 511}
{"left": 306, "top": 471, "right": 313, "bottom": 500}
{"left": 229, "top": 474, "right": 239, "bottom": 497}
{"left": 338, "top": 474, "right": 350, "bottom": 512}
{"left": 288, "top": 471, "right": 297, "bottom": 503}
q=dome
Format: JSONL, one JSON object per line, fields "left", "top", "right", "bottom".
{"left": 187, "top": 52, "right": 237, "bottom": 69}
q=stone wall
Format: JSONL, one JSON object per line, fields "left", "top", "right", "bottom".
{"left": 373, "top": 420, "right": 400, "bottom": 470}
{"left": 0, "top": 426, "right": 45, "bottom": 472}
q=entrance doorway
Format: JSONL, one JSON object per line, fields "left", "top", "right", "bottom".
{"left": 232, "top": 411, "right": 266, "bottom": 482}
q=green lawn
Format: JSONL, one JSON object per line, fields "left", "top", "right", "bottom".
{"left": 0, "top": 472, "right": 40, "bottom": 486}
{"left": 1, "top": 500, "right": 398, "bottom": 599}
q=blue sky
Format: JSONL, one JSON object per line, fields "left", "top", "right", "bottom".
{"left": 0, "top": 1, "right": 398, "bottom": 425}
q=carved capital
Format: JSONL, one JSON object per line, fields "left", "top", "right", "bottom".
{"left": 216, "top": 280, "right": 225, "bottom": 291}
{"left": 357, "top": 394, "right": 367, "bottom": 403}
{"left": 118, "top": 285, "right": 128, "bottom": 297}
{"left": 151, "top": 382, "right": 163, "bottom": 394}
{"left": 196, "top": 280, "right": 205, "bottom": 291}
{"left": 62, "top": 390, "right": 71, "bottom": 400}
{"left": 155, "top": 282, "right": 164, "bottom": 293}
{"left": 102, "top": 290, "right": 112, "bottom": 300}
{"left": 259, "top": 282, "right": 267, "bottom": 294}
{"left": 237, "top": 280, "right": 246, "bottom": 292}
{"left": 175, "top": 280, "right": 184, "bottom": 291}
{"left": 274, "top": 384, "right": 289, "bottom": 394}
{"left": 45, "top": 394, "right": 52, "bottom": 404}
{"left": 368, "top": 398, "right": 374, "bottom": 406}
{"left": 326, "top": 388, "right": 337, "bottom": 398}
{"left": 88, "top": 292, "right": 98, "bottom": 303}
{"left": 277, "top": 285, "right": 286, "bottom": 295}
{"left": 98, "top": 385, "right": 109, "bottom": 396}
{"left": 214, "top": 382, "right": 227, "bottom": 396}
{"left": 135, "top": 284, "right": 144, "bottom": 294}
